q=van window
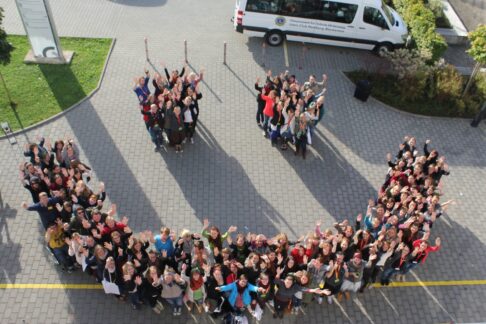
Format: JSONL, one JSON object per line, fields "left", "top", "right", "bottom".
{"left": 381, "top": 3, "right": 395, "bottom": 26}
{"left": 280, "top": 0, "right": 358, "bottom": 24}
{"left": 321, "top": 1, "right": 358, "bottom": 24}
{"left": 363, "top": 6, "right": 389, "bottom": 29}
{"left": 246, "top": 0, "right": 282, "bottom": 13}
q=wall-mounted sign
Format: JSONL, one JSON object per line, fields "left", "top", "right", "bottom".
{"left": 15, "top": 0, "right": 64, "bottom": 61}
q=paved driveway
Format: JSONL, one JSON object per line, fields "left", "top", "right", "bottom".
{"left": 0, "top": 0, "right": 486, "bottom": 323}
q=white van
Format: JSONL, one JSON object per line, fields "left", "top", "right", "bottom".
{"left": 233, "top": 0, "right": 408, "bottom": 54}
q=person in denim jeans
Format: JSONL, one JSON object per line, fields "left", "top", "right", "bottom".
{"left": 380, "top": 244, "right": 411, "bottom": 285}
{"left": 160, "top": 268, "right": 187, "bottom": 316}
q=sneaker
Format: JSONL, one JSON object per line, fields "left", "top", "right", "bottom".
{"left": 156, "top": 300, "right": 164, "bottom": 310}
{"left": 152, "top": 306, "right": 161, "bottom": 314}
{"left": 176, "top": 307, "right": 182, "bottom": 316}
{"left": 173, "top": 308, "right": 178, "bottom": 316}
{"left": 317, "top": 297, "right": 323, "bottom": 305}
{"left": 327, "top": 296, "right": 333, "bottom": 305}
{"left": 190, "top": 138, "right": 194, "bottom": 144}
{"left": 66, "top": 266, "right": 74, "bottom": 273}
{"left": 204, "top": 304, "right": 209, "bottom": 313}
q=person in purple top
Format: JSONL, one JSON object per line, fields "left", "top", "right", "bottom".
{"left": 133, "top": 70, "right": 151, "bottom": 106}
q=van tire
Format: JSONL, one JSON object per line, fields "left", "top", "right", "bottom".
{"left": 266, "top": 30, "right": 285, "bottom": 46}
{"left": 374, "top": 42, "right": 393, "bottom": 57}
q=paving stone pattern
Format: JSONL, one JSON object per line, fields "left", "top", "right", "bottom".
{"left": 0, "top": 0, "right": 486, "bottom": 323}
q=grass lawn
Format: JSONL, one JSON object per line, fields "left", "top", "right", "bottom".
{"left": 0, "top": 36, "right": 112, "bottom": 131}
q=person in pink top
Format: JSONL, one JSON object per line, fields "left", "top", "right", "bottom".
{"left": 260, "top": 89, "right": 277, "bottom": 137}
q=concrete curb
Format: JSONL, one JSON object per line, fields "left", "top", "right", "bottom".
{"left": 340, "top": 70, "right": 473, "bottom": 121}
{"left": 0, "top": 37, "right": 117, "bottom": 141}
{"left": 437, "top": 0, "right": 468, "bottom": 45}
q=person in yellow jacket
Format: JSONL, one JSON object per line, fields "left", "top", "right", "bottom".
{"left": 45, "top": 221, "right": 74, "bottom": 273}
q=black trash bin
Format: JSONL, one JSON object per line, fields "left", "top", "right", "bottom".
{"left": 354, "top": 79, "right": 372, "bottom": 102}
{"left": 471, "top": 102, "right": 486, "bottom": 127}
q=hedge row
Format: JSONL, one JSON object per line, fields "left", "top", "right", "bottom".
{"left": 392, "top": 0, "right": 447, "bottom": 62}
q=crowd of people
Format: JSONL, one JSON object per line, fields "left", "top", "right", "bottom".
{"left": 133, "top": 62, "right": 204, "bottom": 153}
{"left": 19, "top": 131, "right": 452, "bottom": 321}
{"left": 255, "top": 70, "right": 328, "bottom": 159}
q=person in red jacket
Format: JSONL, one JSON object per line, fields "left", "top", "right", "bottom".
{"left": 398, "top": 237, "right": 441, "bottom": 281}
{"left": 101, "top": 216, "right": 128, "bottom": 240}
{"left": 260, "top": 89, "right": 277, "bottom": 137}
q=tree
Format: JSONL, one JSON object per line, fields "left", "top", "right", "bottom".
{"left": 463, "top": 24, "right": 486, "bottom": 97}
{"left": 0, "top": 7, "right": 15, "bottom": 107}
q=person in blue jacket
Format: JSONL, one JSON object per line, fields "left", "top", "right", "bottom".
{"left": 215, "top": 274, "right": 264, "bottom": 314}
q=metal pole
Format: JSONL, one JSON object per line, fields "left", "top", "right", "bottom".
{"left": 0, "top": 71, "right": 15, "bottom": 108}
{"left": 184, "top": 40, "right": 188, "bottom": 63}
{"left": 299, "top": 43, "right": 307, "bottom": 70}
{"left": 144, "top": 37, "right": 150, "bottom": 62}
{"left": 471, "top": 102, "right": 486, "bottom": 127}
{"left": 261, "top": 42, "right": 266, "bottom": 67}
{"left": 223, "top": 42, "right": 227, "bottom": 65}
{"left": 462, "top": 62, "right": 480, "bottom": 98}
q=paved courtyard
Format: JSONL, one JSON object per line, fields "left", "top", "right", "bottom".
{"left": 0, "top": 0, "right": 486, "bottom": 323}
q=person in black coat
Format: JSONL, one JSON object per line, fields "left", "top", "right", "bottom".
{"left": 144, "top": 266, "right": 164, "bottom": 314}
{"left": 167, "top": 106, "right": 185, "bottom": 153}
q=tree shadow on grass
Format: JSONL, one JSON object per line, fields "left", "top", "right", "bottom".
{"left": 39, "top": 64, "right": 87, "bottom": 110}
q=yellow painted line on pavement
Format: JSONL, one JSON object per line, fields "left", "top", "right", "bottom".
{"left": 1, "top": 280, "right": 486, "bottom": 290}
{"left": 371, "top": 280, "right": 486, "bottom": 288}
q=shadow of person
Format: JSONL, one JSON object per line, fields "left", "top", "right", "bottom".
{"left": 0, "top": 191, "right": 17, "bottom": 244}
{"left": 273, "top": 125, "right": 377, "bottom": 222}
{"left": 40, "top": 62, "right": 163, "bottom": 230}
{"left": 157, "top": 119, "right": 297, "bottom": 237}
{"left": 0, "top": 191, "right": 22, "bottom": 284}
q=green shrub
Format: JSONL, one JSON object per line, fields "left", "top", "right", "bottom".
{"left": 385, "top": 48, "right": 431, "bottom": 100}
{"left": 467, "top": 25, "right": 486, "bottom": 65}
{"left": 345, "top": 67, "right": 482, "bottom": 118}
{"left": 474, "top": 73, "right": 486, "bottom": 99}
{"left": 426, "top": 0, "right": 444, "bottom": 18}
{"left": 433, "top": 64, "right": 464, "bottom": 102}
{"left": 392, "top": 0, "right": 447, "bottom": 62}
